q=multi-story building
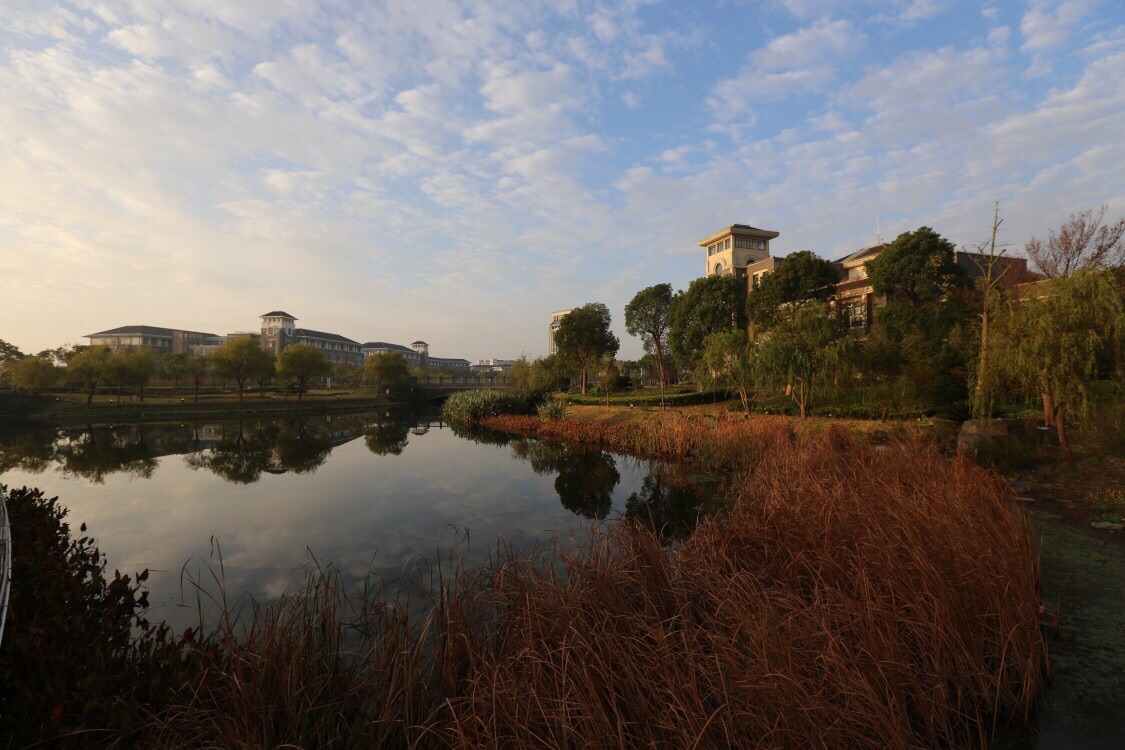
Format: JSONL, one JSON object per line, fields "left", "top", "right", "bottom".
{"left": 702, "top": 225, "right": 1034, "bottom": 333}
{"left": 85, "top": 325, "right": 221, "bottom": 355}
{"left": 361, "top": 340, "right": 469, "bottom": 371}
{"left": 548, "top": 310, "right": 571, "bottom": 355}
{"left": 700, "top": 225, "right": 781, "bottom": 290}
{"left": 258, "top": 311, "right": 363, "bottom": 366}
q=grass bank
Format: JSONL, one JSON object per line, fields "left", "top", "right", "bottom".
{"left": 2, "top": 417, "right": 1047, "bottom": 747}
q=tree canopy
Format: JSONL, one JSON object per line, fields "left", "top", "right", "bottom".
{"left": 746, "top": 250, "right": 839, "bottom": 327}
{"left": 667, "top": 275, "right": 747, "bottom": 376}
{"left": 755, "top": 302, "right": 854, "bottom": 418}
{"left": 553, "top": 302, "right": 620, "bottom": 394}
{"left": 210, "top": 337, "right": 275, "bottom": 401}
{"left": 624, "top": 283, "right": 673, "bottom": 406}
{"left": 276, "top": 344, "right": 329, "bottom": 399}
{"left": 66, "top": 346, "right": 113, "bottom": 404}
{"left": 364, "top": 351, "right": 411, "bottom": 392}
{"left": 0, "top": 339, "right": 26, "bottom": 362}
{"left": 866, "top": 226, "right": 965, "bottom": 308}
{"left": 1025, "top": 205, "right": 1125, "bottom": 277}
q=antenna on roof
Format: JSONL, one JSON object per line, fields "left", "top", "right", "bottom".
{"left": 876, "top": 212, "right": 883, "bottom": 244}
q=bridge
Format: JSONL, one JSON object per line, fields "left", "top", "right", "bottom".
{"left": 408, "top": 376, "right": 512, "bottom": 400}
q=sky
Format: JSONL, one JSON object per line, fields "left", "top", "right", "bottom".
{"left": 1, "top": 1, "right": 1123, "bottom": 361}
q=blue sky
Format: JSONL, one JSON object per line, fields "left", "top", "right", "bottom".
{"left": 2, "top": 0, "right": 1122, "bottom": 360}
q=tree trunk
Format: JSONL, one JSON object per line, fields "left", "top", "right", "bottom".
{"left": 581, "top": 370, "right": 587, "bottom": 394}
{"left": 1054, "top": 405, "right": 1071, "bottom": 459}
{"left": 139, "top": 383, "right": 145, "bottom": 402}
{"left": 86, "top": 388, "right": 95, "bottom": 405}
{"left": 1041, "top": 390, "right": 1054, "bottom": 427}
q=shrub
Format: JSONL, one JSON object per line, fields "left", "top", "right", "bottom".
{"left": 536, "top": 397, "right": 567, "bottom": 422}
{"left": 562, "top": 389, "right": 731, "bottom": 407}
{"left": 442, "top": 389, "right": 536, "bottom": 426}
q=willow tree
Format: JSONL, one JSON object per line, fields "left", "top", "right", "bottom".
{"left": 994, "top": 270, "right": 1123, "bottom": 457}
{"left": 754, "top": 302, "right": 854, "bottom": 419}
{"left": 553, "top": 302, "right": 619, "bottom": 395}
{"left": 701, "top": 329, "right": 757, "bottom": 415}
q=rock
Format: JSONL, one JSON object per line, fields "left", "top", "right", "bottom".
{"left": 1090, "top": 522, "right": 1124, "bottom": 531}
{"left": 1009, "top": 480, "right": 1045, "bottom": 495}
{"left": 1016, "top": 497, "right": 1037, "bottom": 503}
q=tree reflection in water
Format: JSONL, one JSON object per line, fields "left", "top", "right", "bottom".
{"left": 183, "top": 421, "right": 274, "bottom": 485}
{"left": 624, "top": 471, "right": 713, "bottom": 543}
{"left": 272, "top": 419, "right": 332, "bottom": 474}
{"left": 54, "top": 425, "right": 159, "bottom": 483}
{"left": 510, "top": 438, "right": 620, "bottom": 520}
{"left": 364, "top": 417, "right": 411, "bottom": 456}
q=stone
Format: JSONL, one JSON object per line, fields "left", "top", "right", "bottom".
{"left": 1090, "top": 522, "right": 1124, "bottom": 531}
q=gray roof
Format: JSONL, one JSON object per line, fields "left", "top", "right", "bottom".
{"left": 260, "top": 311, "right": 297, "bottom": 318}
{"left": 833, "top": 243, "right": 887, "bottom": 265}
{"left": 292, "top": 328, "right": 359, "bottom": 345}
{"left": 411, "top": 340, "right": 428, "bottom": 346}
{"left": 86, "top": 325, "right": 217, "bottom": 338}
{"left": 361, "top": 341, "right": 416, "bottom": 353}
{"left": 428, "top": 356, "right": 470, "bottom": 365}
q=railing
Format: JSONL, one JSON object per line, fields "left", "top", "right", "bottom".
{"left": 0, "top": 489, "right": 11, "bottom": 649}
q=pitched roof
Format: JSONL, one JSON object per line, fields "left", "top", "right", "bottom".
{"left": 361, "top": 341, "right": 416, "bottom": 353}
{"left": 411, "top": 340, "right": 428, "bottom": 346}
{"left": 428, "top": 356, "right": 470, "bottom": 364}
{"left": 833, "top": 243, "right": 887, "bottom": 265}
{"left": 260, "top": 311, "right": 297, "bottom": 318}
{"left": 292, "top": 328, "right": 359, "bottom": 345}
{"left": 85, "top": 325, "right": 217, "bottom": 338}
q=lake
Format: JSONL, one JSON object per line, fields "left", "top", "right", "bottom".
{"left": 0, "top": 408, "right": 722, "bottom": 633}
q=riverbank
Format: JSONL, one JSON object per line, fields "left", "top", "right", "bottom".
{"left": 0, "top": 390, "right": 401, "bottom": 425}
{"left": 0, "top": 415, "right": 1047, "bottom": 747}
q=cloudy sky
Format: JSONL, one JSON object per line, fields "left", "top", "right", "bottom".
{"left": 2, "top": 0, "right": 1122, "bottom": 360}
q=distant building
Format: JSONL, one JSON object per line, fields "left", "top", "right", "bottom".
{"left": 548, "top": 309, "right": 571, "bottom": 356}
{"left": 699, "top": 224, "right": 1036, "bottom": 334}
{"left": 258, "top": 311, "right": 363, "bottom": 366}
{"left": 361, "top": 340, "right": 469, "bottom": 371}
{"left": 471, "top": 358, "right": 515, "bottom": 373}
{"left": 85, "top": 325, "right": 220, "bottom": 355}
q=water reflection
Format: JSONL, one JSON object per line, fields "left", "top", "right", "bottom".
{"left": 0, "top": 410, "right": 723, "bottom": 634}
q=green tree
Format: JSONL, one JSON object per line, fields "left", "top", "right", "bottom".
{"left": 509, "top": 356, "right": 534, "bottom": 394}
{"left": 364, "top": 351, "right": 411, "bottom": 393}
{"left": 994, "top": 270, "right": 1124, "bottom": 457}
{"left": 119, "top": 347, "right": 157, "bottom": 402}
{"left": 276, "top": 344, "right": 330, "bottom": 400}
{"left": 0, "top": 339, "right": 27, "bottom": 362}
{"left": 160, "top": 353, "right": 189, "bottom": 390}
{"left": 593, "top": 357, "right": 619, "bottom": 406}
{"left": 7, "top": 355, "right": 59, "bottom": 396}
{"left": 625, "top": 283, "right": 673, "bottom": 408}
{"left": 553, "top": 302, "right": 620, "bottom": 394}
{"left": 66, "top": 346, "right": 112, "bottom": 404}
{"left": 755, "top": 302, "right": 851, "bottom": 418}
{"left": 184, "top": 354, "right": 210, "bottom": 402}
{"left": 866, "top": 226, "right": 965, "bottom": 309}
{"left": 667, "top": 275, "right": 747, "bottom": 382}
{"left": 746, "top": 250, "right": 840, "bottom": 327}
{"left": 701, "top": 329, "right": 757, "bottom": 415}
{"left": 210, "top": 338, "right": 274, "bottom": 401}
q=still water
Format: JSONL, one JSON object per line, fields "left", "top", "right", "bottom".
{"left": 0, "top": 409, "right": 720, "bottom": 632}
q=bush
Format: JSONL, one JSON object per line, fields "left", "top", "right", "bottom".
{"left": 442, "top": 389, "right": 537, "bottom": 426}
{"left": 537, "top": 398, "right": 567, "bottom": 422}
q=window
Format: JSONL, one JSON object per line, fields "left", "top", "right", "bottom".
{"left": 715, "top": 262, "right": 724, "bottom": 275}
{"left": 842, "top": 298, "right": 866, "bottom": 328}
{"left": 758, "top": 240, "right": 765, "bottom": 250}
{"left": 725, "top": 238, "right": 731, "bottom": 250}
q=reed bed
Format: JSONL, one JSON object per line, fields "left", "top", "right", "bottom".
{"left": 139, "top": 427, "right": 1044, "bottom": 749}
{"left": 482, "top": 412, "right": 801, "bottom": 470}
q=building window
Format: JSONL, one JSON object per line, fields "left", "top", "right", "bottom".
{"left": 842, "top": 298, "right": 866, "bottom": 328}
{"left": 715, "top": 262, "right": 724, "bottom": 275}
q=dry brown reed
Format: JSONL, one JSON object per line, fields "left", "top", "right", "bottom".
{"left": 142, "top": 424, "right": 1045, "bottom": 749}
{"left": 482, "top": 412, "right": 801, "bottom": 470}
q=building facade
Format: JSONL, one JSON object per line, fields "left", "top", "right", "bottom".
{"left": 86, "top": 325, "right": 220, "bottom": 355}
{"left": 700, "top": 225, "right": 780, "bottom": 281}
{"left": 548, "top": 309, "right": 571, "bottom": 356}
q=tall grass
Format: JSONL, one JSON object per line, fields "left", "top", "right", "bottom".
{"left": 441, "top": 389, "right": 536, "bottom": 427}
{"left": 135, "top": 427, "right": 1043, "bottom": 748}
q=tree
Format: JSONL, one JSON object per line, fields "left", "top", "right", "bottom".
{"left": 994, "top": 270, "right": 1123, "bottom": 457}
{"left": 755, "top": 302, "right": 852, "bottom": 418}
{"left": 66, "top": 346, "right": 112, "bottom": 404}
{"left": 593, "top": 357, "right": 619, "bottom": 407}
{"left": 184, "top": 355, "right": 210, "bottom": 402}
{"left": 553, "top": 302, "right": 620, "bottom": 394}
{"left": 254, "top": 354, "right": 277, "bottom": 398}
{"left": 364, "top": 351, "right": 411, "bottom": 393}
{"left": 7, "top": 356, "right": 58, "bottom": 396}
{"left": 0, "top": 339, "right": 26, "bottom": 362}
{"left": 210, "top": 338, "right": 275, "bottom": 401}
{"left": 1026, "top": 205, "right": 1125, "bottom": 277}
{"left": 963, "top": 202, "right": 1009, "bottom": 419}
{"left": 702, "top": 329, "right": 757, "bottom": 415}
{"left": 746, "top": 250, "right": 840, "bottom": 327}
{"left": 624, "top": 283, "right": 673, "bottom": 408}
{"left": 667, "top": 275, "right": 747, "bottom": 382}
{"left": 160, "top": 353, "right": 189, "bottom": 390}
{"left": 119, "top": 347, "right": 157, "bottom": 402}
{"left": 276, "top": 344, "right": 331, "bottom": 400}
{"left": 866, "top": 226, "right": 965, "bottom": 308}
{"left": 509, "top": 356, "right": 534, "bottom": 394}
